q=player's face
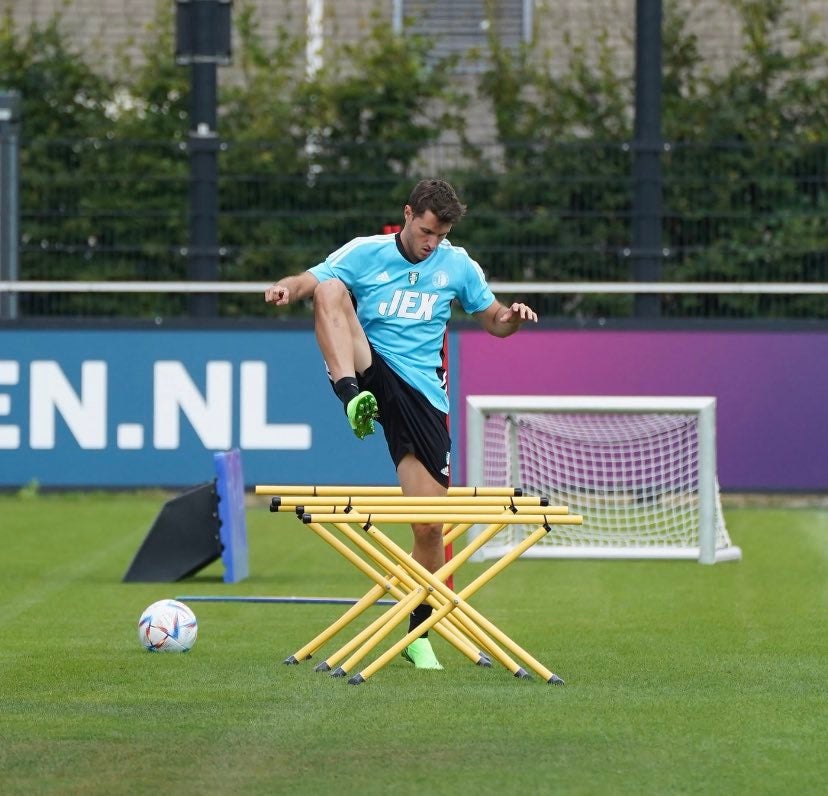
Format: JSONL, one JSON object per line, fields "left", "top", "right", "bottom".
{"left": 401, "top": 207, "right": 452, "bottom": 262}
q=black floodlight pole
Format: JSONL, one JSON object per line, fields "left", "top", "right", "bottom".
{"left": 0, "top": 91, "right": 20, "bottom": 320}
{"left": 631, "top": 0, "right": 663, "bottom": 317}
{"left": 176, "top": 0, "right": 232, "bottom": 318}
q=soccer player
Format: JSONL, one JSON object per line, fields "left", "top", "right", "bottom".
{"left": 265, "top": 178, "right": 537, "bottom": 669}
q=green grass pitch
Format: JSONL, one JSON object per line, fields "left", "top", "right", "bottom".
{"left": 1, "top": 492, "right": 826, "bottom": 795}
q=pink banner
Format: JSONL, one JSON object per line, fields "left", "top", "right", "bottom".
{"left": 457, "top": 329, "right": 828, "bottom": 491}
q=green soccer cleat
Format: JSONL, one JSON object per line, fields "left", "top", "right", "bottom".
{"left": 346, "top": 390, "right": 378, "bottom": 440}
{"left": 401, "top": 637, "right": 443, "bottom": 670}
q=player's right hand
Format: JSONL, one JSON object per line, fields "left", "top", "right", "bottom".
{"left": 265, "top": 284, "right": 289, "bottom": 305}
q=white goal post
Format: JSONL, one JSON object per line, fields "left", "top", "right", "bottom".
{"left": 466, "top": 395, "right": 742, "bottom": 564}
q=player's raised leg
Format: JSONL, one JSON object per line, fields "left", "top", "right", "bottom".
{"left": 313, "top": 279, "right": 377, "bottom": 439}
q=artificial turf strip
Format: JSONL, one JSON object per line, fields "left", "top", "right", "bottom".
{"left": 0, "top": 493, "right": 826, "bottom": 795}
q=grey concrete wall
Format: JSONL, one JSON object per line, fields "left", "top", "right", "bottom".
{"left": 5, "top": 1, "right": 825, "bottom": 76}
{"left": 2, "top": 0, "right": 824, "bottom": 138}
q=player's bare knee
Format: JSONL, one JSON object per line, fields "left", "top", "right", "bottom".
{"left": 413, "top": 522, "right": 443, "bottom": 548}
{"left": 313, "top": 278, "right": 350, "bottom": 313}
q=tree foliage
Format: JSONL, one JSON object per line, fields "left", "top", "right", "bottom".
{"left": 0, "top": 0, "right": 825, "bottom": 319}
{"left": 658, "top": 0, "right": 828, "bottom": 317}
{"left": 466, "top": 0, "right": 827, "bottom": 318}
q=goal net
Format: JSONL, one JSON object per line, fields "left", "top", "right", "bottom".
{"left": 466, "top": 396, "right": 741, "bottom": 563}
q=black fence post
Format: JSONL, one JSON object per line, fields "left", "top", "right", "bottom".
{"left": 176, "top": 0, "right": 232, "bottom": 318}
{"left": 0, "top": 91, "right": 20, "bottom": 320}
{"left": 631, "top": 0, "right": 663, "bottom": 317}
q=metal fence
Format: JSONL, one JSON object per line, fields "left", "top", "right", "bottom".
{"left": 11, "top": 138, "right": 828, "bottom": 320}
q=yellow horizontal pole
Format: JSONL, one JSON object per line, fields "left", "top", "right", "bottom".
{"left": 256, "top": 484, "right": 523, "bottom": 497}
{"left": 302, "top": 513, "right": 583, "bottom": 525}
{"left": 278, "top": 504, "right": 569, "bottom": 515}
{"left": 272, "top": 495, "right": 551, "bottom": 506}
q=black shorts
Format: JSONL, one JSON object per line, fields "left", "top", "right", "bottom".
{"left": 356, "top": 347, "right": 451, "bottom": 489}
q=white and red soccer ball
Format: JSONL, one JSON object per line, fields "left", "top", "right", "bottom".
{"left": 138, "top": 599, "right": 198, "bottom": 653}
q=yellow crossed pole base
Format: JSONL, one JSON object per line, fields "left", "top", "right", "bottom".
{"left": 298, "top": 512, "right": 581, "bottom": 684}
{"left": 277, "top": 499, "right": 563, "bottom": 668}
{"left": 262, "top": 486, "right": 583, "bottom": 686}
{"left": 318, "top": 519, "right": 511, "bottom": 673}
{"left": 301, "top": 520, "right": 487, "bottom": 671}
{"left": 285, "top": 516, "right": 495, "bottom": 668}
{"left": 341, "top": 517, "right": 570, "bottom": 685}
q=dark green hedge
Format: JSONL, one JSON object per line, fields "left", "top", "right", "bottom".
{"left": 1, "top": 0, "right": 825, "bottom": 318}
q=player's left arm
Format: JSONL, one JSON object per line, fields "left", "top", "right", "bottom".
{"left": 474, "top": 299, "right": 538, "bottom": 338}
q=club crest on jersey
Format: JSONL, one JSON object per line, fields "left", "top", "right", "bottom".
{"left": 408, "top": 271, "right": 419, "bottom": 285}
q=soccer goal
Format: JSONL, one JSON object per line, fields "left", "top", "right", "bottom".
{"left": 466, "top": 396, "right": 741, "bottom": 564}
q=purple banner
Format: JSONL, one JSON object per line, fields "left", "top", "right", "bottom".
{"left": 457, "top": 329, "right": 828, "bottom": 491}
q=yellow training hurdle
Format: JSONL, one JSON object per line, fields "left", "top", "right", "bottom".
{"left": 256, "top": 484, "right": 583, "bottom": 685}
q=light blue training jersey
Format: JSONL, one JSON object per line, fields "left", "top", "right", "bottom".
{"left": 309, "top": 233, "right": 495, "bottom": 413}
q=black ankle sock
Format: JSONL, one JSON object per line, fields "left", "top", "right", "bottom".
{"left": 408, "top": 603, "right": 433, "bottom": 637}
{"left": 333, "top": 377, "right": 360, "bottom": 408}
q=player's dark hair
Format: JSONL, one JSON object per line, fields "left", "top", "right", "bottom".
{"left": 407, "top": 179, "right": 467, "bottom": 224}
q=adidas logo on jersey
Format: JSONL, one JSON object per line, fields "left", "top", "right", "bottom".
{"left": 376, "top": 271, "right": 391, "bottom": 283}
